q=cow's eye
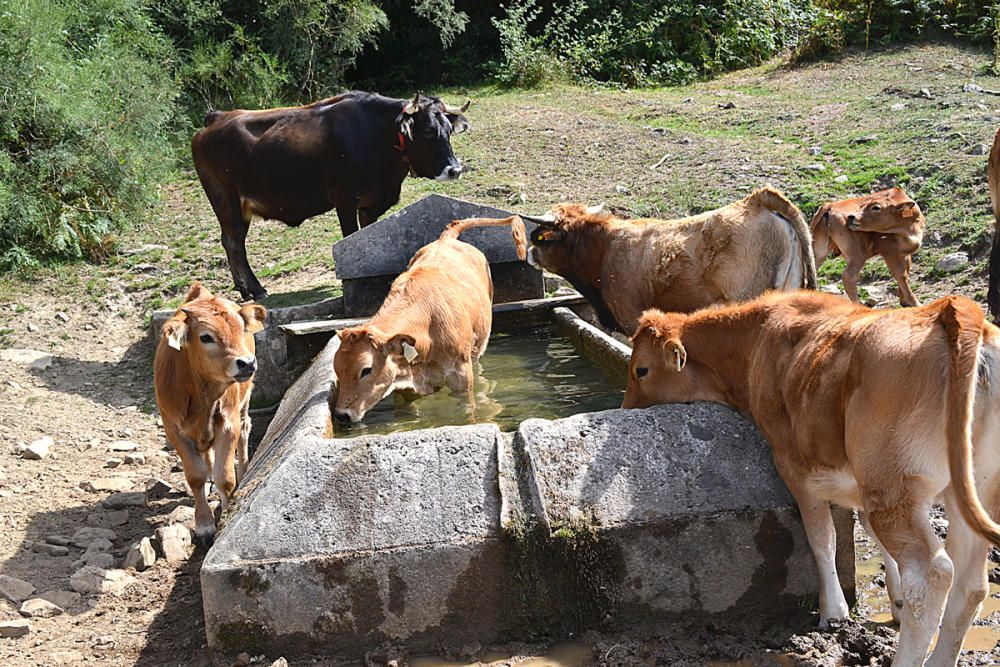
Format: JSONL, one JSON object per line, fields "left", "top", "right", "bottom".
{"left": 360, "top": 367, "right": 373, "bottom": 378}
{"left": 199, "top": 334, "right": 214, "bottom": 345}
{"left": 635, "top": 367, "right": 649, "bottom": 379}
{"left": 870, "top": 204, "right": 881, "bottom": 212}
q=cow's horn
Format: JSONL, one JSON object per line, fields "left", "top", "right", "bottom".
{"left": 404, "top": 93, "right": 420, "bottom": 115}
{"left": 520, "top": 213, "right": 557, "bottom": 227}
{"left": 444, "top": 99, "right": 471, "bottom": 115}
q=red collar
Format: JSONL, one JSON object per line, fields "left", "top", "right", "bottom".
{"left": 395, "top": 132, "right": 409, "bottom": 161}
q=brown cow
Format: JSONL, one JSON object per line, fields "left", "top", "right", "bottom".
{"left": 624, "top": 290, "right": 1000, "bottom": 666}
{"left": 331, "top": 216, "right": 527, "bottom": 424}
{"left": 811, "top": 187, "right": 925, "bottom": 307}
{"left": 987, "top": 127, "right": 1000, "bottom": 321}
{"left": 153, "top": 282, "right": 266, "bottom": 545}
{"left": 521, "top": 187, "right": 817, "bottom": 334}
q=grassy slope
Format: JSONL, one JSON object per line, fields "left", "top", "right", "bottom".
{"left": 1, "top": 42, "right": 998, "bottom": 323}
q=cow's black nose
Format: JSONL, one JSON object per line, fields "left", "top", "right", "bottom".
{"left": 236, "top": 357, "right": 257, "bottom": 373}
{"left": 446, "top": 164, "right": 462, "bottom": 179}
{"left": 846, "top": 214, "right": 859, "bottom": 230}
{"left": 333, "top": 410, "right": 352, "bottom": 424}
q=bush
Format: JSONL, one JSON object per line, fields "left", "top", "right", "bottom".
{"left": 0, "top": 0, "right": 177, "bottom": 273}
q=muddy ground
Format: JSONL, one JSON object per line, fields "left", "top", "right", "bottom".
{"left": 3, "top": 42, "right": 1000, "bottom": 666}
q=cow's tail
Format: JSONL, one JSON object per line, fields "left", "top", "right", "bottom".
{"left": 203, "top": 109, "right": 224, "bottom": 127}
{"left": 441, "top": 215, "right": 527, "bottom": 260}
{"left": 749, "top": 186, "right": 818, "bottom": 290}
{"left": 940, "top": 296, "right": 1000, "bottom": 546}
{"left": 987, "top": 128, "right": 1000, "bottom": 321}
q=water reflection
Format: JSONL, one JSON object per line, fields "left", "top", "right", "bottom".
{"left": 328, "top": 325, "right": 624, "bottom": 437}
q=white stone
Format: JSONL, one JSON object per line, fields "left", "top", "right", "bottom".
{"left": 69, "top": 566, "right": 136, "bottom": 596}
{"left": 155, "top": 524, "right": 192, "bottom": 563}
{"left": 37, "top": 591, "right": 80, "bottom": 610}
{"left": 123, "top": 537, "right": 156, "bottom": 571}
{"left": 0, "top": 349, "right": 52, "bottom": 370}
{"left": 108, "top": 440, "right": 139, "bottom": 452}
{"left": 80, "top": 478, "right": 133, "bottom": 493}
{"left": 19, "top": 598, "right": 63, "bottom": 618}
{"left": 124, "top": 453, "right": 145, "bottom": 465}
{"left": 935, "top": 252, "right": 969, "bottom": 273}
{"left": 22, "top": 437, "right": 52, "bottom": 460}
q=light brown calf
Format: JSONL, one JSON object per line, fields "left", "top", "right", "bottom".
{"left": 153, "top": 282, "right": 266, "bottom": 546}
{"left": 624, "top": 290, "right": 1000, "bottom": 667}
{"left": 522, "top": 187, "right": 817, "bottom": 334}
{"left": 811, "top": 187, "right": 925, "bottom": 307}
{"left": 331, "top": 216, "right": 526, "bottom": 424}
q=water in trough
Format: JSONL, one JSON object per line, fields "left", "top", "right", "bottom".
{"left": 327, "top": 323, "right": 624, "bottom": 437}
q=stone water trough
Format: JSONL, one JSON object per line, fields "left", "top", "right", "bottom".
{"left": 199, "top": 195, "right": 855, "bottom": 659}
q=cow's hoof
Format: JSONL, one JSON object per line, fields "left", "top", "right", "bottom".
{"left": 249, "top": 290, "right": 268, "bottom": 303}
{"left": 193, "top": 532, "right": 216, "bottom": 550}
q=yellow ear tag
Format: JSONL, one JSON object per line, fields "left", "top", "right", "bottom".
{"left": 402, "top": 341, "right": 419, "bottom": 363}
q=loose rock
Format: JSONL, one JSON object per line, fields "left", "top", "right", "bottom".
{"left": 43, "top": 535, "right": 71, "bottom": 547}
{"left": 107, "top": 509, "right": 129, "bottom": 526}
{"left": 19, "top": 598, "right": 63, "bottom": 618}
{"left": 80, "top": 478, "right": 133, "bottom": 493}
{"left": 807, "top": 146, "right": 821, "bottom": 155}
{"left": 834, "top": 175, "right": 849, "bottom": 183}
{"left": 852, "top": 134, "right": 878, "bottom": 144}
{"left": 145, "top": 478, "right": 173, "bottom": 501}
{"left": 69, "top": 566, "right": 136, "bottom": 596}
{"left": 71, "top": 527, "right": 117, "bottom": 547}
{"left": 0, "top": 349, "right": 52, "bottom": 371}
{"left": 32, "top": 542, "right": 69, "bottom": 557}
{"left": 22, "top": 436, "right": 53, "bottom": 460}
{"left": 102, "top": 492, "right": 146, "bottom": 509}
{"left": 123, "top": 537, "right": 156, "bottom": 571}
{"left": 108, "top": 440, "right": 139, "bottom": 452}
{"left": 935, "top": 251, "right": 969, "bottom": 273}
{"left": 0, "top": 619, "right": 30, "bottom": 638}
{"left": 918, "top": 87, "right": 933, "bottom": 99}
{"left": 37, "top": 591, "right": 80, "bottom": 609}
{"left": 967, "top": 143, "right": 989, "bottom": 156}
{"left": 155, "top": 524, "right": 192, "bottom": 563}
{"left": 165, "top": 505, "right": 195, "bottom": 530}
{"left": 124, "top": 453, "right": 145, "bottom": 465}
{"left": 0, "top": 575, "right": 36, "bottom": 603}
{"left": 54, "top": 311, "right": 69, "bottom": 322}
{"left": 104, "top": 458, "right": 122, "bottom": 469}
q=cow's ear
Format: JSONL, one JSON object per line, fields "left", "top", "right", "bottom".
{"left": 385, "top": 334, "right": 418, "bottom": 363}
{"left": 163, "top": 316, "right": 188, "bottom": 351}
{"left": 183, "top": 281, "right": 211, "bottom": 304}
{"left": 240, "top": 304, "right": 267, "bottom": 334}
{"left": 448, "top": 113, "right": 469, "bottom": 135}
{"left": 663, "top": 339, "right": 687, "bottom": 372}
{"left": 809, "top": 204, "right": 831, "bottom": 232}
{"left": 895, "top": 200, "right": 917, "bottom": 218}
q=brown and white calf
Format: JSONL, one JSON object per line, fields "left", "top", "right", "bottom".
{"left": 153, "top": 282, "right": 266, "bottom": 546}
{"left": 624, "top": 290, "right": 1000, "bottom": 666}
{"left": 811, "top": 187, "right": 925, "bottom": 307}
{"left": 331, "top": 215, "right": 526, "bottom": 424}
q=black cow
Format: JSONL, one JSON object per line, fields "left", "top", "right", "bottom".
{"left": 191, "top": 91, "right": 470, "bottom": 300}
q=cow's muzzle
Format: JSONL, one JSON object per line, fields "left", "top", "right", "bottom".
{"left": 436, "top": 163, "right": 463, "bottom": 181}
{"left": 332, "top": 409, "right": 354, "bottom": 425}
{"left": 233, "top": 356, "right": 257, "bottom": 382}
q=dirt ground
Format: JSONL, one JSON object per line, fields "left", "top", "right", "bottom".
{"left": 3, "top": 42, "right": 1000, "bottom": 666}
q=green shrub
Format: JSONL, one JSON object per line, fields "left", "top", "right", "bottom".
{"left": 0, "top": 0, "right": 177, "bottom": 273}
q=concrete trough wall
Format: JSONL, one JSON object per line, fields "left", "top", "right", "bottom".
{"left": 202, "top": 314, "right": 855, "bottom": 659}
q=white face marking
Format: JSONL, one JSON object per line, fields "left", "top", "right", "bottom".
{"left": 435, "top": 163, "right": 462, "bottom": 181}
{"left": 526, "top": 247, "right": 541, "bottom": 269}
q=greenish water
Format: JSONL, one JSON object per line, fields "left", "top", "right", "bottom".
{"left": 329, "top": 324, "right": 624, "bottom": 437}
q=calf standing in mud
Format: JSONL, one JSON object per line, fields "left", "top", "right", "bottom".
{"left": 331, "top": 216, "right": 526, "bottom": 424}
{"left": 153, "top": 282, "right": 266, "bottom": 546}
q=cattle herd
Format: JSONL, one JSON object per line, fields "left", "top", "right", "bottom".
{"left": 152, "top": 92, "right": 1000, "bottom": 665}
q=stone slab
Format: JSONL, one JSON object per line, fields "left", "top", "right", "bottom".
{"left": 333, "top": 195, "right": 543, "bottom": 316}
{"left": 342, "top": 262, "right": 541, "bottom": 317}
{"left": 332, "top": 194, "right": 538, "bottom": 280}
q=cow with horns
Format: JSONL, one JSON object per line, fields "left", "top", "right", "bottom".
{"left": 192, "top": 92, "right": 471, "bottom": 301}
